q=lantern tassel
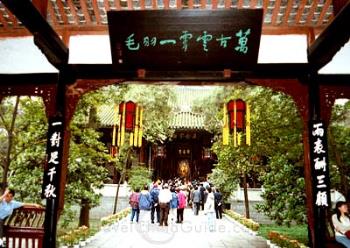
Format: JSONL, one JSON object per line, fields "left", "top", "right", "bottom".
{"left": 120, "top": 102, "right": 126, "bottom": 146}
{"left": 134, "top": 104, "right": 139, "bottom": 147}
{"left": 117, "top": 106, "right": 122, "bottom": 147}
{"left": 233, "top": 100, "right": 237, "bottom": 147}
{"left": 129, "top": 133, "right": 134, "bottom": 146}
{"left": 223, "top": 104, "right": 229, "bottom": 145}
{"left": 138, "top": 107, "right": 143, "bottom": 147}
{"left": 246, "top": 103, "right": 251, "bottom": 146}
{"left": 112, "top": 104, "right": 118, "bottom": 147}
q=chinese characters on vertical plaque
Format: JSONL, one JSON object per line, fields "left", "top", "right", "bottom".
{"left": 310, "top": 121, "right": 330, "bottom": 208}
{"left": 42, "top": 117, "right": 64, "bottom": 199}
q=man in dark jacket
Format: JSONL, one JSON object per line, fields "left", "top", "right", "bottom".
{"left": 214, "top": 188, "right": 223, "bottom": 219}
{"left": 150, "top": 183, "right": 160, "bottom": 223}
{"left": 192, "top": 186, "right": 201, "bottom": 215}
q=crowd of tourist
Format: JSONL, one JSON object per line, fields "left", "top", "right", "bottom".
{"left": 128, "top": 178, "right": 223, "bottom": 230}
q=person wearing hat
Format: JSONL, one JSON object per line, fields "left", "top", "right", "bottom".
{"left": 158, "top": 184, "right": 172, "bottom": 226}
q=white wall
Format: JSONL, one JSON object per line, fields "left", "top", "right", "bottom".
{"left": 0, "top": 35, "right": 349, "bottom": 74}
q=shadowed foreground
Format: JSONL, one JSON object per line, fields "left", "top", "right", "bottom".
{"left": 86, "top": 209, "right": 268, "bottom": 248}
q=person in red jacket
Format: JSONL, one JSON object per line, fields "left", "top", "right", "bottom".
{"left": 176, "top": 187, "right": 187, "bottom": 223}
{"left": 129, "top": 188, "right": 140, "bottom": 223}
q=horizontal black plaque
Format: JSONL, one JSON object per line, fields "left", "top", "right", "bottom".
{"left": 107, "top": 9, "right": 263, "bottom": 71}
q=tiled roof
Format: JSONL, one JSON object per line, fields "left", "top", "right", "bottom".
{"left": 97, "top": 105, "right": 118, "bottom": 127}
{"left": 97, "top": 105, "right": 205, "bottom": 130}
{"left": 0, "top": 0, "right": 335, "bottom": 31}
{"left": 169, "top": 111, "right": 205, "bottom": 130}
{"left": 172, "top": 86, "right": 219, "bottom": 112}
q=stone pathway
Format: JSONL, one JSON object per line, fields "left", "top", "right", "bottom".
{"left": 86, "top": 209, "right": 268, "bottom": 248}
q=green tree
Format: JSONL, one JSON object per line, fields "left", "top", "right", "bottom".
{"left": 197, "top": 86, "right": 306, "bottom": 225}
{"left": 124, "top": 85, "right": 175, "bottom": 143}
{"left": 329, "top": 100, "right": 350, "bottom": 200}
{"left": 66, "top": 89, "right": 119, "bottom": 227}
{"left": 128, "top": 165, "right": 152, "bottom": 191}
{"left": 0, "top": 96, "right": 47, "bottom": 202}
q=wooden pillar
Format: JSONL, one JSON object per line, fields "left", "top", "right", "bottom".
{"left": 306, "top": 77, "right": 332, "bottom": 248}
{"left": 302, "top": 123, "right": 316, "bottom": 247}
{"left": 248, "top": 78, "right": 326, "bottom": 248}
{"left": 43, "top": 73, "right": 67, "bottom": 248}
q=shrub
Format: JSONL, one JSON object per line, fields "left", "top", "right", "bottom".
{"left": 224, "top": 210, "right": 260, "bottom": 231}
{"left": 268, "top": 231, "right": 308, "bottom": 248}
{"left": 100, "top": 208, "right": 131, "bottom": 227}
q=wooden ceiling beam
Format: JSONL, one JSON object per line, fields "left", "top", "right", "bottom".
{"left": 211, "top": 0, "right": 218, "bottom": 9}
{"left": 32, "top": 0, "right": 48, "bottom": 18}
{"left": 305, "top": 0, "right": 318, "bottom": 26}
{"left": 250, "top": 0, "right": 258, "bottom": 9}
{"left": 0, "top": 24, "right": 326, "bottom": 37}
{"left": 308, "top": 1, "right": 350, "bottom": 72}
{"left": 295, "top": 0, "right": 307, "bottom": 24}
{"left": 317, "top": 0, "right": 332, "bottom": 26}
{"left": 103, "top": 0, "right": 110, "bottom": 11}
{"left": 91, "top": 0, "right": 102, "bottom": 24}
{"left": 271, "top": 0, "right": 281, "bottom": 25}
{"left": 66, "top": 0, "right": 79, "bottom": 24}
{"left": 114, "top": 0, "right": 121, "bottom": 10}
{"left": 282, "top": 0, "right": 293, "bottom": 25}
{"left": 224, "top": 0, "right": 230, "bottom": 9}
{"left": 0, "top": 73, "right": 58, "bottom": 85}
{"left": 47, "top": 1, "right": 59, "bottom": 26}
{"left": 262, "top": 0, "right": 269, "bottom": 21}
{"left": 80, "top": 0, "right": 92, "bottom": 24}
{"left": 56, "top": 0, "right": 69, "bottom": 25}
{"left": 1, "top": 0, "right": 68, "bottom": 69}
{"left": 0, "top": 9, "right": 8, "bottom": 29}
{"left": 69, "top": 63, "right": 310, "bottom": 81}
{"left": 333, "top": 0, "right": 349, "bottom": 15}
{"left": 317, "top": 74, "right": 350, "bottom": 86}
{"left": 140, "top": 0, "right": 146, "bottom": 10}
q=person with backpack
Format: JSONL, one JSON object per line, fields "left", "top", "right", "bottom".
{"left": 169, "top": 186, "right": 178, "bottom": 223}
{"left": 129, "top": 188, "right": 140, "bottom": 223}
{"left": 150, "top": 182, "right": 160, "bottom": 224}
{"left": 138, "top": 185, "right": 152, "bottom": 224}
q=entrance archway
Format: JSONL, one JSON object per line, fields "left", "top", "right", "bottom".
{"left": 0, "top": 1, "right": 349, "bottom": 247}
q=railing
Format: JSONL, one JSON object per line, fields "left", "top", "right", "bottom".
{"left": 4, "top": 206, "right": 45, "bottom": 248}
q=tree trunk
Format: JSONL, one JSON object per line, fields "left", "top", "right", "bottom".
{"left": 2, "top": 96, "right": 20, "bottom": 193}
{"left": 113, "top": 172, "right": 123, "bottom": 214}
{"left": 243, "top": 172, "right": 250, "bottom": 219}
{"left": 328, "top": 128, "right": 349, "bottom": 200}
{"left": 78, "top": 107, "right": 97, "bottom": 226}
{"left": 113, "top": 149, "right": 130, "bottom": 214}
{"left": 79, "top": 198, "right": 90, "bottom": 227}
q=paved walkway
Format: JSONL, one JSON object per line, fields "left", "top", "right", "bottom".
{"left": 85, "top": 209, "right": 268, "bottom": 248}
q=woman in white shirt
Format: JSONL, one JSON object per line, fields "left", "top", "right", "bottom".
{"left": 204, "top": 187, "right": 215, "bottom": 232}
{"left": 332, "top": 201, "right": 350, "bottom": 248}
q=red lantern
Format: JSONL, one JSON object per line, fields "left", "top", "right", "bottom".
{"left": 227, "top": 100, "right": 235, "bottom": 130}
{"left": 227, "top": 99, "right": 246, "bottom": 132}
{"left": 125, "top": 101, "right": 136, "bottom": 131}
{"left": 236, "top": 99, "right": 246, "bottom": 131}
